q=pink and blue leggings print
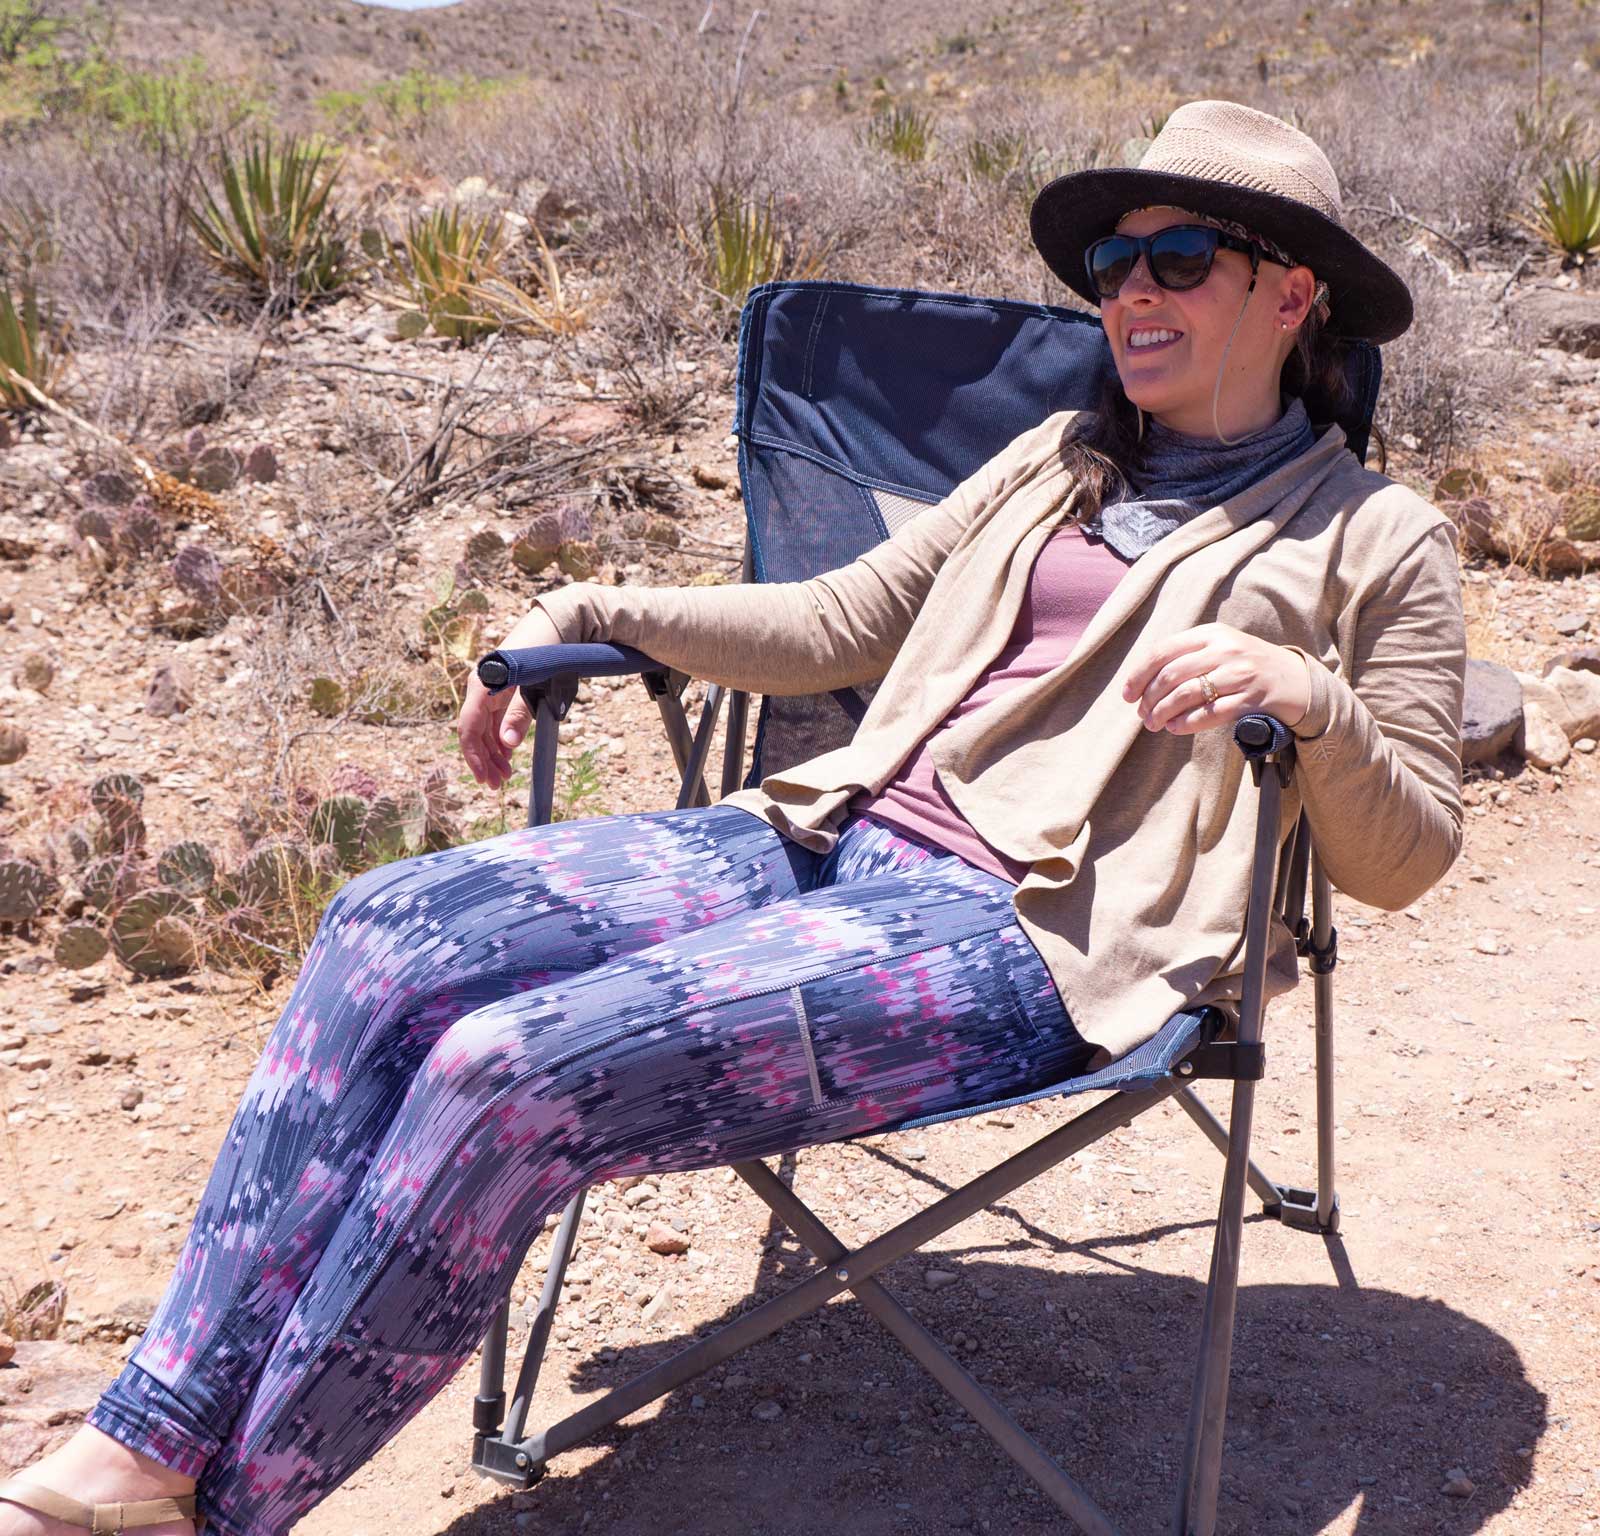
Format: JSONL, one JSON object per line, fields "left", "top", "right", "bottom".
{"left": 86, "top": 804, "right": 1094, "bottom": 1536}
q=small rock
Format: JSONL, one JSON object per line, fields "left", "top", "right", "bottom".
{"left": 752, "top": 1399, "right": 784, "bottom": 1422}
{"left": 1440, "top": 1467, "right": 1475, "bottom": 1499}
{"left": 1520, "top": 700, "right": 1571, "bottom": 769}
{"left": 1576, "top": 737, "right": 1597, "bottom": 753}
{"left": 644, "top": 1223, "right": 690, "bottom": 1256}
{"left": 1473, "top": 932, "right": 1504, "bottom": 956}
{"left": 691, "top": 463, "right": 730, "bottom": 490}
{"left": 1553, "top": 611, "right": 1589, "bottom": 637}
{"left": 439, "top": 1483, "right": 454, "bottom": 1498}
{"left": 622, "top": 1184, "right": 655, "bottom": 1208}
{"left": 924, "top": 1268, "right": 960, "bottom": 1291}
{"left": 145, "top": 660, "right": 195, "bottom": 718}
{"left": 1546, "top": 645, "right": 1600, "bottom": 677}
{"left": 902, "top": 1144, "right": 928, "bottom": 1161}
{"left": 0, "top": 1331, "right": 14, "bottom": 1367}
{"left": 120, "top": 1087, "right": 144, "bottom": 1111}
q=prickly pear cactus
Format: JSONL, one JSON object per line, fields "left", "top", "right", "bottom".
{"left": 361, "top": 795, "right": 427, "bottom": 863}
{"left": 110, "top": 889, "right": 200, "bottom": 977}
{"left": 0, "top": 858, "right": 57, "bottom": 923}
{"left": 463, "top": 528, "right": 506, "bottom": 581}
{"left": 156, "top": 840, "right": 217, "bottom": 897}
{"left": 117, "top": 496, "right": 166, "bottom": 559}
{"left": 233, "top": 840, "right": 313, "bottom": 907}
{"left": 1564, "top": 490, "right": 1600, "bottom": 541}
{"left": 15, "top": 651, "right": 54, "bottom": 693}
{"left": 75, "top": 505, "right": 116, "bottom": 545}
{"left": 90, "top": 772, "right": 147, "bottom": 853}
{"left": 309, "top": 795, "right": 368, "bottom": 871}
{"left": 55, "top": 922, "right": 110, "bottom": 969}
{"left": 170, "top": 544, "right": 224, "bottom": 607}
{"left": 81, "top": 854, "right": 148, "bottom": 912}
{"left": 0, "top": 723, "right": 26, "bottom": 765}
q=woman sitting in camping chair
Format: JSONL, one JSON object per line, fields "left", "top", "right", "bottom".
{"left": 3, "top": 100, "right": 1463, "bottom": 1536}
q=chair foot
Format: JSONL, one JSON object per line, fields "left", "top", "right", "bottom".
{"left": 1264, "top": 1185, "right": 1340, "bottom": 1234}
{"left": 472, "top": 1432, "right": 547, "bottom": 1489}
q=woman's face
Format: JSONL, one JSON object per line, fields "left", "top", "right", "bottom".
{"left": 1101, "top": 205, "right": 1316, "bottom": 439}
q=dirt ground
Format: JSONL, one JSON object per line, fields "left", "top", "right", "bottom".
{"left": 3, "top": 659, "right": 1599, "bottom": 1534}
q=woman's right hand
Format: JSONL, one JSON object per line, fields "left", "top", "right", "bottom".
{"left": 458, "top": 604, "right": 565, "bottom": 789}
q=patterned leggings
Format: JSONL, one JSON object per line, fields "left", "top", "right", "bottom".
{"left": 86, "top": 804, "right": 1094, "bottom": 1536}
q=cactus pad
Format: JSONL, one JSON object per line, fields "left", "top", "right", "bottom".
{"left": 309, "top": 795, "right": 368, "bottom": 870}
{"left": 55, "top": 922, "right": 110, "bottom": 969}
{"left": 0, "top": 858, "right": 57, "bottom": 923}
{"left": 110, "top": 889, "right": 200, "bottom": 977}
{"left": 156, "top": 840, "right": 217, "bottom": 897}
{"left": 233, "top": 841, "right": 313, "bottom": 907}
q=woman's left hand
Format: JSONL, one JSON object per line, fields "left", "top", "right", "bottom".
{"left": 1121, "top": 622, "right": 1311, "bottom": 735}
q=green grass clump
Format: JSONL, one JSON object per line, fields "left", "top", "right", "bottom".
{"left": 183, "top": 130, "right": 357, "bottom": 308}
{"left": 865, "top": 103, "right": 935, "bottom": 163}
{"left": 693, "top": 185, "right": 829, "bottom": 325}
{"left": 317, "top": 68, "right": 514, "bottom": 141}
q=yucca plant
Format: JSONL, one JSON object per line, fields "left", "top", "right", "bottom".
{"left": 694, "top": 186, "right": 829, "bottom": 323}
{"left": 964, "top": 128, "right": 1030, "bottom": 182}
{"left": 1518, "top": 158, "right": 1600, "bottom": 265}
{"left": 865, "top": 104, "right": 935, "bottom": 163}
{"left": 384, "top": 208, "right": 585, "bottom": 345}
{"left": 183, "top": 131, "right": 357, "bottom": 309}
{"left": 0, "top": 276, "right": 64, "bottom": 412}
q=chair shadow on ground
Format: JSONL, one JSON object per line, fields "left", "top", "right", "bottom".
{"left": 439, "top": 1150, "right": 1544, "bottom": 1536}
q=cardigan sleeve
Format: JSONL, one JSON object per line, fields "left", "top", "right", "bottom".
{"left": 530, "top": 429, "right": 1034, "bottom": 696}
{"left": 1284, "top": 520, "right": 1466, "bottom": 910}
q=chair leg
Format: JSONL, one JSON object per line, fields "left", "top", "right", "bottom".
{"left": 1172, "top": 1076, "right": 1261, "bottom": 1536}
{"left": 1310, "top": 859, "right": 1339, "bottom": 1232}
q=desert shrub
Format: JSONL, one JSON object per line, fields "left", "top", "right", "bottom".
{"left": 318, "top": 68, "right": 514, "bottom": 143}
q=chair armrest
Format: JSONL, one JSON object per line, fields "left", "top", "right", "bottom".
{"left": 476, "top": 643, "right": 665, "bottom": 693}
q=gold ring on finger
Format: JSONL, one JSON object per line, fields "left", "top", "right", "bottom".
{"left": 1198, "top": 672, "right": 1219, "bottom": 707}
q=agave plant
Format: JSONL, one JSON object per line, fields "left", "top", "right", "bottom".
{"left": 0, "top": 276, "right": 65, "bottom": 411}
{"left": 963, "top": 128, "right": 1030, "bottom": 183}
{"left": 1519, "top": 158, "right": 1600, "bottom": 265}
{"left": 184, "top": 131, "right": 357, "bottom": 308}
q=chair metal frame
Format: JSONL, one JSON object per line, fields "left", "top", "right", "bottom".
{"left": 467, "top": 630, "right": 1341, "bottom": 1536}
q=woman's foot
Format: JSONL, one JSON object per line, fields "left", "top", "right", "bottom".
{"left": 0, "top": 1425, "right": 197, "bottom": 1536}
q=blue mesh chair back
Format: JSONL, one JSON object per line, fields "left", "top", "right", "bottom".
{"left": 733, "top": 279, "right": 1383, "bottom": 782}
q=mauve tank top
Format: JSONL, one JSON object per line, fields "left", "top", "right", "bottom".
{"left": 852, "top": 522, "right": 1134, "bottom": 882}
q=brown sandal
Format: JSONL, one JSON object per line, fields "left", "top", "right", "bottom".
{"left": 0, "top": 1477, "right": 204, "bottom": 1533}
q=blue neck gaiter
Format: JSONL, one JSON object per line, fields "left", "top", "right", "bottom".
{"left": 1087, "top": 394, "right": 1317, "bottom": 561}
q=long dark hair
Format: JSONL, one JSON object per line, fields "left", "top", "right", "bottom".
{"left": 1056, "top": 299, "right": 1383, "bottom": 520}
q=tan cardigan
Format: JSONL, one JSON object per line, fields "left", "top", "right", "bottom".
{"left": 535, "top": 410, "right": 1466, "bottom": 1058}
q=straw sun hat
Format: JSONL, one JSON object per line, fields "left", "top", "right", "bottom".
{"left": 1029, "top": 99, "right": 1414, "bottom": 345}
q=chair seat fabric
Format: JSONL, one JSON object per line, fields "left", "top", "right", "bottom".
{"left": 889, "top": 1005, "right": 1220, "bottom": 1132}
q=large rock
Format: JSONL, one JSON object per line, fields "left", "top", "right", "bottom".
{"left": 1514, "top": 284, "right": 1600, "bottom": 358}
{"left": 1461, "top": 658, "right": 1523, "bottom": 764}
{"left": 1515, "top": 666, "right": 1600, "bottom": 744}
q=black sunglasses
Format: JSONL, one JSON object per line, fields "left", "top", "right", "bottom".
{"left": 1084, "top": 224, "right": 1285, "bottom": 300}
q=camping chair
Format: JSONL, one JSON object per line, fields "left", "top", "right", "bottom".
{"left": 469, "top": 279, "right": 1376, "bottom": 1535}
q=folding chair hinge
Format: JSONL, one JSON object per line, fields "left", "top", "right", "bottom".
{"left": 471, "top": 1432, "right": 547, "bottom": 1489}
{"left": 1303, "top": 927, "right": 1338, "bottom": 974}
{"left": 1173, "top": 1042, "right": 1265, "bottom": 1081}
{"left": 523, "top": 678, "right": 577, "bottom": 722}
{"left": 639, "top": 668, "right": 681, "bottom": 700}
